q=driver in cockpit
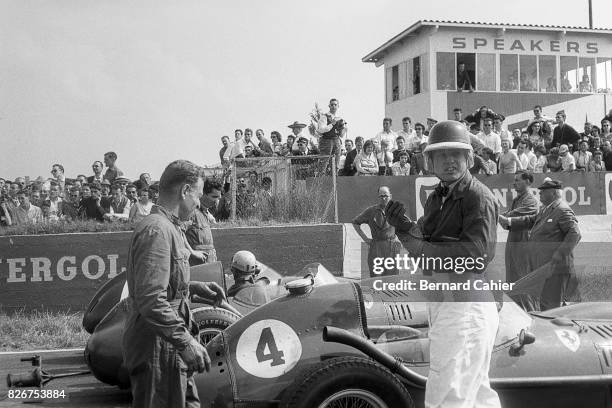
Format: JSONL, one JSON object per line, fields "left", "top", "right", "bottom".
{"left": 227, "top": 251, "right": 273, "bottom": 304}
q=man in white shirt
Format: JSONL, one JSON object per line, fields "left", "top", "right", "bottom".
{"left": 317, "top": 98, "right": 347, "bottom": 166}
{"left": 13, "top": 190, "right": 43, "bottom": 225}
{"left": 477, "top": 118, "right": 502, "bottom": 159}
{"left": 493, "top": 116, "right": 510, "bottom": 143}
{"left": 559, "top": 144, "right": 576, "bottom": 172}
{"left": 573, "top": 140, "right": 592, "bottom": 171}
{"left": 372, "top": 117, "right": 398, "bottom": 150}
{"left": 517, "top": 140, "right": 537, "bottom": 172}
{"left": 229, "top": 129, "right": 245, "bottom": 159}
{"left": 397, "top": 116, "right": 415, "bottom": 141}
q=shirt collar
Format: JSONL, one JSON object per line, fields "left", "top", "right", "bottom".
{"left": 151, "top": 204, "right": 183, "bottom": 227}
{"left": 444, "top": 172, "right": 472, "bottom": 201}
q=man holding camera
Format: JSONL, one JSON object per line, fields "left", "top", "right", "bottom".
{"left": 317, "top": 98, "right": 347, "bottom": 167}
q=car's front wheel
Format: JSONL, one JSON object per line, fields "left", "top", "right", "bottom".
{"left": 192, "top": 307, "right": 240, "bottom": 345}
{"left": 279, "top": 356, "right": 414, "bottom": 408}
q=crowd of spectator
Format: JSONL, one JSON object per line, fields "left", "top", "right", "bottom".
{"left": 217, "top": 102, "right": 612, "bottom": 178}
{"left": 0, "top": 151, "right": 158, "bottom": 227}
{"left": 4, "top": 102, "right": 612, "bottom": 228}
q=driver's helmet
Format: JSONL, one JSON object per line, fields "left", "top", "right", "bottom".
{"left": 231, "top": 250, "right": 261, "bottom": 276}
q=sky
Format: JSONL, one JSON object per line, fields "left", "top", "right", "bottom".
{"left": 1, "top": 0, "right": 611, "bottom": 180}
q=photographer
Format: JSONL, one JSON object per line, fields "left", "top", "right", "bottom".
{"left": 0, "top": 195, "right": 12, "bottom": 226}
{"left": 317, "top": 98, "right": 347, "bottom": 167}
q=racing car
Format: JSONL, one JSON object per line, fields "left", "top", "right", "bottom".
{"left": 198, "top": 278, "right": 612, "bottom": 408}
{"left": 83, "top": 261, "right": 346, "bottom": 388}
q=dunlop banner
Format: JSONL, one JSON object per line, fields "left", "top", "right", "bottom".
{"left": 337, "top": 172, "right": 607, "bottom": 222}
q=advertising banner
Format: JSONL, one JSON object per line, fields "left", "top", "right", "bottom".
{"left": 338, "top": 173, "right": 607, "bottom": 222}
{"left": 0, "top": 225, "right": 343, "bottom": 312}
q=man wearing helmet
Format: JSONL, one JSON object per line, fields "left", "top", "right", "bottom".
{"left": 226, "top": 250, "right": 282, "bottom": 306}
{"left": 386, "top": 121, "right": 501, "bottom": 408}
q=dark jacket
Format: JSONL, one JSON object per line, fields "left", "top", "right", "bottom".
{"left": 342, "top": 149, "right": 359, "bottom": 176}
{"left": 510, "top": 198, "right": 581, "bottom": 276}
{"left": 551, "top": 123, "right": 580, "bottom": 150}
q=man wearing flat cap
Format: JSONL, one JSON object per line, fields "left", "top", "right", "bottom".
{"left": 499, "top": 178, "right": 581, "bottom": 311}
{"left": 288, "top": 121, "right": 318, "bottom": 154}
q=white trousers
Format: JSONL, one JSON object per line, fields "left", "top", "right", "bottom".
{"left": 425, "top": 302, "right": 501, "bottom": 408}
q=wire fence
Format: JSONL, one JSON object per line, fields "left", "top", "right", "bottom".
{"left": 228, "top": 155, "right": 338, "bottom": 224}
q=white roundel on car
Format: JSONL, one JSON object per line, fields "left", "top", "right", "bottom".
{"left": 236, "top": 319, "right": 302, "bottom": 378}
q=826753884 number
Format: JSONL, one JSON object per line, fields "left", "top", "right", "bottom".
{"left": 8, "top": 389, "right": 66, "bottom": 399}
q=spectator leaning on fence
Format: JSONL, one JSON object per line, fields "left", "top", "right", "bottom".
{"left": 129, "top": 187, "right": 153, "bottom": 224}
{"left": 288, "top": 121, "right": 317, "bottom": 153}
{"left": 354, "top": 140, "right": 379, "bottom": 176}
{"left": 104, "top": 183, "right": 131, "bottom": 222}
{"left": 255, "top": 129, "right": 274, "bottom": 156}
{"left": 589, "top": 150, "right": 605, "bottom": 171}
{"left": 517, "top": 140, "right": 536, "bottom": 173}
{"left": 498, "top": 139, "right": 522, "bottom": 174}
{"left": 534, "top": 145, "right": 548, "bottom": 173}
{"left": 573, "top": 140, "right": 592, "bottom": 171}
{"left": 343, "top": 136, "right": 363, "bottom": 177}
{"left": 13, "top": 189, "right": 43, "bottom": 225}
{"left": 558, "top": 144, "right": 576, "bottom": 172}
{"left": 391, "top": 151, "right": 411, "bottom": 176}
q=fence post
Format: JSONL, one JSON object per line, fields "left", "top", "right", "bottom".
{"left": 230, "top": 160, "right": 237, "bottom": 221}
{"left": 332, "top": 156, "right": 338, "bottom": 223}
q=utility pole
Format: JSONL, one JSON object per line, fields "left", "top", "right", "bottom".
{"left": 588, "top": 0, "right": 593, "bottom": 28}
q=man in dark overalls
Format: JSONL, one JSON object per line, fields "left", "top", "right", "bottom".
{"left": 123, "top": 160, "right": 226, "bottom": 408}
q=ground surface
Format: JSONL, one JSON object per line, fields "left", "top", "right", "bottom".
{"left": 0, "top": 350, "right": 130, "bottom": 407}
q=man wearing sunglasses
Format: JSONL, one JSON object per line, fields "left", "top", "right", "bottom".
{"left": 352, "top": 186, "right": 401, "bottom": 277}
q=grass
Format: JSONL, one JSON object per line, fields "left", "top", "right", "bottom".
{"left": 0, "top": 310, "right": 89, "bottom": 352}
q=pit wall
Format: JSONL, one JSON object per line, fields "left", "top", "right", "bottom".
{"left": 0, "top": 224, "right": 343, "bottom": 312}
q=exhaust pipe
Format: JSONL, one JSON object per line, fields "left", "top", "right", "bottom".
{"left": 323, "top": 326, "right": 427, "bottom": 389}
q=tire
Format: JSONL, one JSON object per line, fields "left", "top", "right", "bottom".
{"left": 192, "top": 307, "right": 240, "bottom": 345}
{"left": 280, "top": 356, "right": 414, "bottom": 408}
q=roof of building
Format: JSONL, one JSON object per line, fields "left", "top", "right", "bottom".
{"left": 362, "top": 20, "right": 612, "bottom": 64}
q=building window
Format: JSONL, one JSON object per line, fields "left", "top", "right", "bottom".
{"left": 391, "top": 65, "right": 400, "bottom": 101}
{"left": 519, "top": 55, "right": 537, "bottom": 91}
{"left": 413, "top": 57, "right": 421, "bottom": 95}
{"left": 476, "top": 53, "right": 495, "bottom": 91}
{"left": 596, "top": 57, "right": 612, "bottom": 93}
{"left": 578, "top": 58, "right": 596, "bottom": 93}
{"left": 538, "top": 55, "right": 557, "bottom": 92}
{"left": 457, "top": 53, "right": 476, "bottom": 91}
{"left": 500, "top": 54, "right": 518, "bottom": 91}
{"left": 436, "top": 53, "right": 455, "bottom": 90}
{"left": 560, "top": 56, "right": 578, "bottom": 92}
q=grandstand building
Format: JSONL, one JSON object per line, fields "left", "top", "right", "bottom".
{"left": 363, "top": 20, "right": 612, "bottom": 129}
